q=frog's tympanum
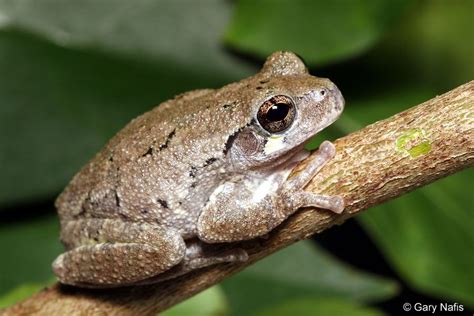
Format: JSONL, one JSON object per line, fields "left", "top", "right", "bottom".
{"left": 53, "top": 51, "right": 345, "bottom": 287}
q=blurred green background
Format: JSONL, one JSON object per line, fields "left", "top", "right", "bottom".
{"left": 0, "top": 0, "right": 472, "bottom": 315}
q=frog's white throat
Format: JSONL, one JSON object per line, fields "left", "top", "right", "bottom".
{"left": 264, "top": 135, "right": 286, "bottom": 155}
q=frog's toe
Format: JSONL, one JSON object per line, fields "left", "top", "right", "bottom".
{"left": 328, "top": 195, "right": 345, "bottom": 214}
{"left": 230, "top": 248, "right": 249, "bottom": 262}
{"left": 319, "top": 140, "right": 336, "bottom": 158}
{"left": 52, "top": 254, "right": 65, "bottom": 279}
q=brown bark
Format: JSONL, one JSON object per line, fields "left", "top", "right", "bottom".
{"left": 3, "top": 81, "right": 473, "bottom": 316}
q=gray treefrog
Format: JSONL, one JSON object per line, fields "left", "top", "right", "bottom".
{"left": 52, "top": 51, "right": 345, "bottom": 287}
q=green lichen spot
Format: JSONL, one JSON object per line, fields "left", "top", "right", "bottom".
{"left": 396, "top": 128, "right": 432, "bottom": 158}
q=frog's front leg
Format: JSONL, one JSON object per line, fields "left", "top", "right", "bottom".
{"left": 52, "top": 219, "right": 186, "bottom": 287}
{"left": 284, "top": 140, "right": 344, "bottom": 213}
{"left": 197, "top": 141, "right": 344, "bottom": 243}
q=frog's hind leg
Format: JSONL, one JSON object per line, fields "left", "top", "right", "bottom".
{"left": 52, "top": 219, "right": 186, "bottom": 287}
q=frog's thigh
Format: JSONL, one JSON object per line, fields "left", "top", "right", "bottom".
{"left": 52, "top": 219, "right": 186, "bottom": 287}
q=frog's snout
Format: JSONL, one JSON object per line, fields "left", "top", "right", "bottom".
{"left": 331, "top": 83, "right": 345, "bottom": 113}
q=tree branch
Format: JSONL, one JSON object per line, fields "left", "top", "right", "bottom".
{"left": 3, "top": 81, "right": 473, "bottom": 316}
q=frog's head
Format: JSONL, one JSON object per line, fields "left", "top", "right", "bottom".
{"left": 228, "top": 51, "right": 344, "bottom": 171}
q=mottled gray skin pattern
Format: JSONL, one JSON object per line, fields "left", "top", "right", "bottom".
{"left": 53, "top": 51, "right": 345, "bottom": 287}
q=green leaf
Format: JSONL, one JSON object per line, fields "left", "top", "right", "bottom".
{"left": 162, "top": 286, "right": 229, "bottom": 316}
{"left": 371, "top": 0, "right": 474, "bottom": 91}
{"left": 0, "top": 0, "right": 254, "bottom": 78}
{"left": 222, "top": 241, "right": 398, "bottom": 316}
{"left": 0, "top": 0, "right": 256, "bottom": 206}
{"left": 225, "top": 0, "right": 411, "bottom": 66}
{"left": 252, "top": 297, "right": 384, "bottom": 316}
{"left": 359, "top": 168, "right": 474, "bottom": 307}
{"left": 0, "top": 215, "right": 61, "bottom": 296}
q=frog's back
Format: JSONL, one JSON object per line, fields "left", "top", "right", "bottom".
{"left": 56, "top": 81, "right": 255, "bottom": 234}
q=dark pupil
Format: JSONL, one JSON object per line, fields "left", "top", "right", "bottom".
{"left": 266, "top": 103, "right": 289, "bottom": 122}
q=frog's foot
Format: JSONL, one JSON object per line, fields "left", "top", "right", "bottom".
{"left": 184, "top": 240, "right": 249, "bottom": 262}
{"left": 282, "top": 140, "right": 344, "bottom": 214}
{"left": 52, "top": 219, "right": 186, "bottom": 288}
{"left": 136, "top": 240, "right": 248, "bottom": 284}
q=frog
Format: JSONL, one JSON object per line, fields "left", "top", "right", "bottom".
{"left": 52, "top": 51, "right": 345, "bottom": 288}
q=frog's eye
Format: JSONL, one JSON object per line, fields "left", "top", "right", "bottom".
{"left": 257, "top": 95, "right": 296, "bottom": 133}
